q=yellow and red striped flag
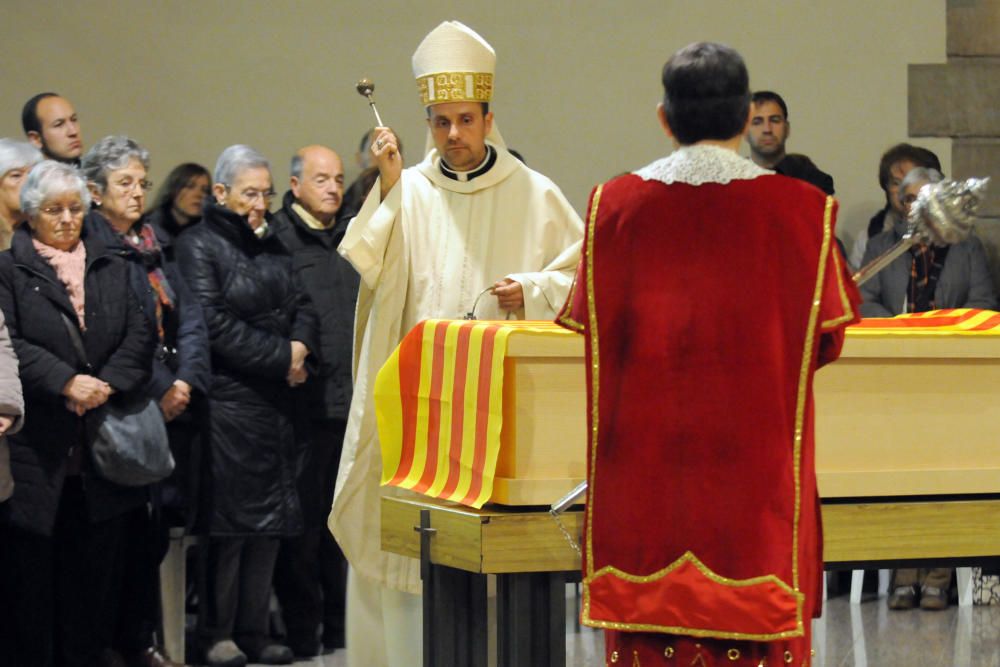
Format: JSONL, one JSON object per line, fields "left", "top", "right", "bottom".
{"left": 849, "top": 308, "right": 1000, "bottom": 336}
{"left": 375, "top": 319, "right": 573, "bottom": 508}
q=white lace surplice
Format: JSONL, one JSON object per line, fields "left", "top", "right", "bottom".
{"left": 634, "top": 144, "right": 772, "bottom": 186}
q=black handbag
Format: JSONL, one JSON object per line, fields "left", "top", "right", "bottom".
{"left": 60, "top": 312, "right": 174, "bottom": 486}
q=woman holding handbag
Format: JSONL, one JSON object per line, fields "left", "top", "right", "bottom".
{"left": 0, "top": 160, "right": 155, "bottom": 667}
{"left": 82, "top": 135, "right": 212, "bottom": 667}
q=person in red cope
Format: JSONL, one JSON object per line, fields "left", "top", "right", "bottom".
{"left": 556, "top": 42, "right": 860, "bottom": 666}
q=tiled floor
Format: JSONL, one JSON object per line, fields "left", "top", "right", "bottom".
{"left": 258, "top": 589, "right": 1000, "bottom": 667}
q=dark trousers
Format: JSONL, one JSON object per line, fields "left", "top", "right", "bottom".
{"left": 0, "top": 478, "right": 126, "bottom": 667}
{"left": 273, "top": 417, "right": 348, "bottom": 647}
{"left": 114, "top": 505, "right": 170, "bottom": 655}
{"left": 204, "top": 537, "right": 280, "bottom": 650}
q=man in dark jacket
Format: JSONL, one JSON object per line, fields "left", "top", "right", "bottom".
{"left": 270, "top": 145, "right": 358, "bottom": 656}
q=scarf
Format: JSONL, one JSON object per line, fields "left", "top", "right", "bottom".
{"left": 907, "top": 243, "right": 949, "bottom": 313}
{"left": 122, "top": 224, "right": 176, "bottom": 340}
{"left": 33, "top": 239, "right": 87, "bottom": 330}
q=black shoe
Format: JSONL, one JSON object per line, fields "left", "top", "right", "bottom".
{"left": 286, "top": 634, "right": 321, "bottom": 658}
{"left": 321, "top": 626, "right": 345, "bottom": 652}
{"left": 132, "top": 646, "right": 185, "bottom": 667}
{"left": 240, "top": 640, "right": 293, "bottom": 665}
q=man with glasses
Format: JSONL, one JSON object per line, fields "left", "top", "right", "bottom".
{"left": 329, "top": 20, "right": 583, "bottom": 667}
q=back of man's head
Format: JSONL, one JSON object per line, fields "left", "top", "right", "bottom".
{"left": 750, "top": 91, "right": 788, "bottom": 119}
{"left": 21, "top": 92, "right": 60, "bottom": 135}
{"left": 661, "top": 42, "right": 750, "bottom": 145}
{"left": 878, "top": 143, "right": 941, "bottom": 192}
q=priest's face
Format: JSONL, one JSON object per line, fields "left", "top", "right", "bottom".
{"left": 427, "top": 102, "right": 494, "bottom": 171}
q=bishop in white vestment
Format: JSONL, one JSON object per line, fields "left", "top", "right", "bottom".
{"left": 328, "top": 20, "right": 583, "bottom": 666}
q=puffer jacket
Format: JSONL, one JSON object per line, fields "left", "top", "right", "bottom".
{"left": 0, "top": 225, "right": 154, "bottom": 534}
{"left": 174, "top": 202, "right": 319, "bottom": 536}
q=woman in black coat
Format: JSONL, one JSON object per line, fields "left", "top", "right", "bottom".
{"left": 81, "top": 135, "right": 212, "bottom": 666}
{"left": 174, "top": 145, "right": 319, "bottom": 667}
{"left": 0, "top": 160, "right": 154, "bottom": 667}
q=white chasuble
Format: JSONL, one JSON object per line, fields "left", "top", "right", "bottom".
{"left": 329, "top": 143, "right": 583, "bottom": 593}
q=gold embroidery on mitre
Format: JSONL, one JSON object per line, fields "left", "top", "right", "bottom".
{"left": 417, "top": 72, "right": 493, "bottom": 106}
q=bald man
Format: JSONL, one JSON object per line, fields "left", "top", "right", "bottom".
{"left": 271, "top": 145, "right": 358, "bottom": 657}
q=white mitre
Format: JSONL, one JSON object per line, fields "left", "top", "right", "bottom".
{"left": 412, "top": 20, "right": 506, "bottom": 153}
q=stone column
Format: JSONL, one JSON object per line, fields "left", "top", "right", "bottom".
{"left": 909, "top": 0, "right": 1000, "bottom": 293}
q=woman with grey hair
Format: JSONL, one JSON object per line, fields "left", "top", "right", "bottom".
{"left": 0, "top": 138, "right": 43, "bottom": 249}
{"left": 81, "top": 136, "right": 210, "bottom": 666}
{"left": 0, "top": 160, "right": 154, "bottom": 666}
{"left": 860, "top": 165, "right": 997, "bottom": 318}
{"left": 175, "top": 144, "right": 319, "bottom": 666}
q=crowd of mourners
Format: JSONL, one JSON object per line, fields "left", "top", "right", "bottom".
{"left": 0, "top": 93, "right": 366, "bottom": 667}
{"left": 0, "top": 87, "right": 996, "bottom": 667}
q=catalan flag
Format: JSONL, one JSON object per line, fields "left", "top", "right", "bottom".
{"left": 849, "top": 308, "right": 1000, "bottom": 335}
{"left": 375, "top": 319, "right": 574, "bottom": 508}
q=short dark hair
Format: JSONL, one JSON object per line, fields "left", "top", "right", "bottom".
{"left": 21, "top": 92, "right": 60, "bottom": 135}
{"left": 877, "top": 143, "right": 942, "bottom": 191}
{"left": 151, "top": 162, "right": 211, "bottom": 212}
{"left": 751, "top": 90, "right": 788, "bottom": 119}
{"left": 661, "top": 42, "right": 750, "bottom": 145}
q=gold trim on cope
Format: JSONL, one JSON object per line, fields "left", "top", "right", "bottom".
{"left": 821, "top": 251, "right": 855, "bottom": 329}
{"left": 583, "top": 183, "right": 603, "bottom": 584}
{"left": 417, "top": 71, "right": 493, "bottom": 106}
{"left": 582, "top": 549, "right": 804, "bottom": 640}
{"left": 556, "top": 274, "right": 585, "bottom": 332}
{"left": 728, "top": 648, "right": 741, "bottom": 660}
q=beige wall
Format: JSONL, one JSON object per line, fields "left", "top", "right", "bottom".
{"left": 0, "top": 0, "right": 949, "bottom": 246}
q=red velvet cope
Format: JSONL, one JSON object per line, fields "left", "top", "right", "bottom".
{"left": 557, "top": 172, "right": 860, "bottom": 658}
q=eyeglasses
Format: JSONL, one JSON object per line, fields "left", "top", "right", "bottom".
{"left": 39, "top": 204, "right": 86, "bottom": 218}
{"left": 111, "top": 178, "right": 153, "bottom": 193}
{"left": 226, "top": 186, "right": 276, "bottom": 204}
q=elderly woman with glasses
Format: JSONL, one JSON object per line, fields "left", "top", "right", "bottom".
{"left": 859, "top": 167, "right": 997, "bottom": 318}
{"left": 80, "top": 136, "right": 211, "bottom": 667}
{"left": 0, "top": 160, "right": 154, "bottom": 667}
{"left": 0, "top": 138, "right": 43, "bottom": 250}
{"left": 175, "top": 144, "right": 319, "bottom": 667}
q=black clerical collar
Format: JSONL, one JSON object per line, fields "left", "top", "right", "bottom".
{"left": 439, "top": 145, "right": 497, "bottom": 182}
